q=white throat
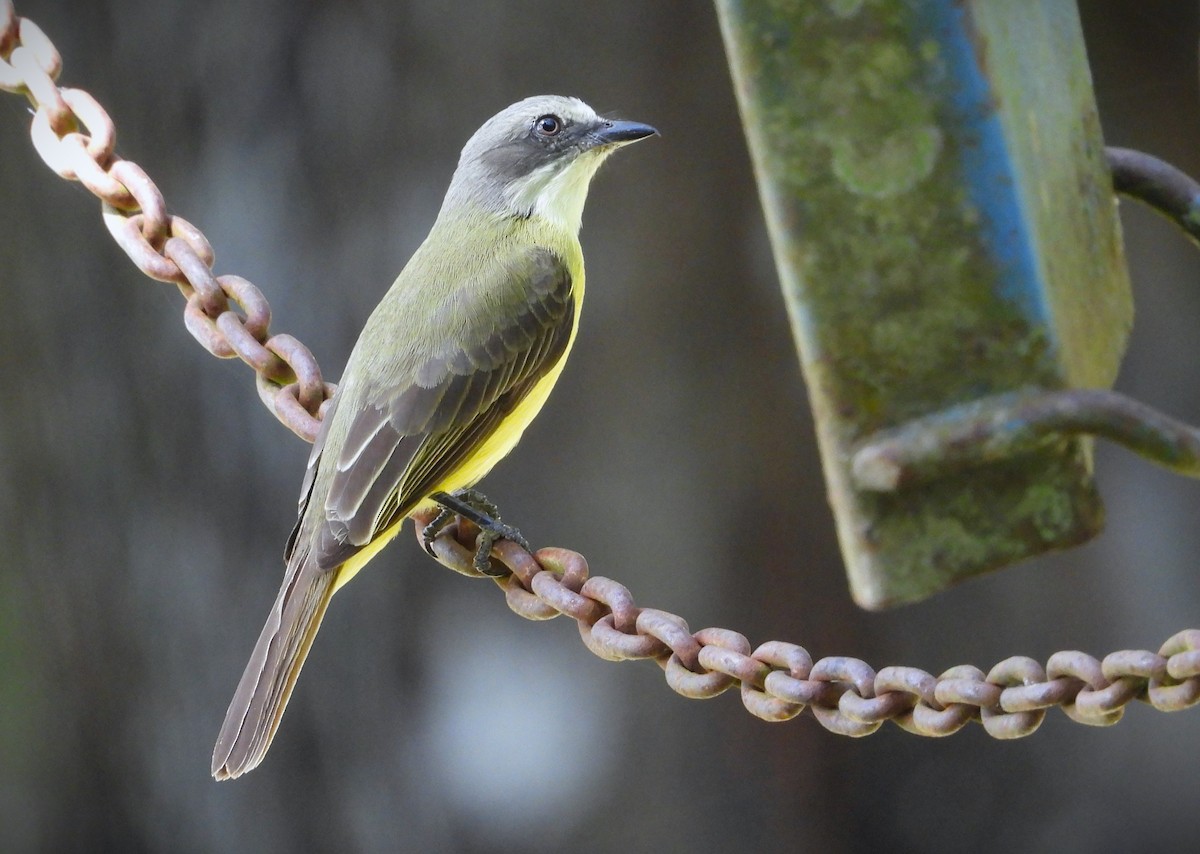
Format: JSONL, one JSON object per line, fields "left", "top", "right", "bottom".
{"left": 507, "top": 152, "right": 609, "bottom": 233}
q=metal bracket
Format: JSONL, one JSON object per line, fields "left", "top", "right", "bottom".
{"left": 850, "top": 149, "right": 1200, "bottom": 547}
{"left": 718, "top": 0, "right": 1134, "bottom": 608}
{"left": 853, "top": 388, "right": 1200, "bottom": 492}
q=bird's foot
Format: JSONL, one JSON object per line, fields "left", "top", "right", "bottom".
{"left": 425, "top": 489, "right": 530, "bottom": 576}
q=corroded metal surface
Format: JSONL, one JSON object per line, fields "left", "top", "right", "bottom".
{"left": 417, "top": 512, "right": 1200, "bottom": 738}
{"left": 716, "top": 0, "right": 1131, "bottom": 607}
{"left": 0, "top": 0, "right": 334, "bottom": 440}
{"left": 854, "top": 387, "right": 1200, "bottom": 491}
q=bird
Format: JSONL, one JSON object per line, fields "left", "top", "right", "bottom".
{"left": 211, "top": 95, "right": 657, "bottom": 779}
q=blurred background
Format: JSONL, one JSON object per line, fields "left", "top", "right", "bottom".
{"left": 2, "top": 1, "right": 1199, "bottom": 851}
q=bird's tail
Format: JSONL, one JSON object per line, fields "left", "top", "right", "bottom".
{"left": 211, "top": 554, "right": 338, "bottom": 780}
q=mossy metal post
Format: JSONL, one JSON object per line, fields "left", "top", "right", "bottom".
{"left": 716, "top": 0, "right": 1131, "bottom": 608}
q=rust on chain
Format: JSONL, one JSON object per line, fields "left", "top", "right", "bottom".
{"left": 409, "top": 507, "right": 1200, "bottom": 740}
{"left": 9, "top": 0, "right": 1200, "bottom": 743}
{"left": 1, "top": 0, "right": 334, "bottom": 442}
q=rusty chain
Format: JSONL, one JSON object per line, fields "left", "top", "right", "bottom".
{"left": 6, "top": 1, "right": 1200, "bottom": 739}
{"left": 416, "top": 511, "right": 1200, "bottom": 737}
{"left": 0, "top": 0, "right": 334, "bottom": 441}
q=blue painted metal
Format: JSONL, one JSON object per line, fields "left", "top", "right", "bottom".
{"left": 925, "top": 1, "right": 1046, "bottom": 320}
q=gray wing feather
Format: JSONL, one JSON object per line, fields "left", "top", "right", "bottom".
{"left": 301, "top": 248, "right": 573, "bottom": 570}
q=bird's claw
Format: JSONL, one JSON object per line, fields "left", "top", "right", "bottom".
{"left": 420, "top": 505, "right": 458, "bottom": 557}
{"left": 424, "top": 489, "right": 530, "bottom": 576}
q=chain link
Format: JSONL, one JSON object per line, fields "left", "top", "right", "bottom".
{"left": 0, "top": 0, "right": 334, "bottom": 441}
{"left": 7, "top": 0, "right": 1200, "bottom": 740}
{"left": 414, "top": 510, "right": 1200, "bottom": 738}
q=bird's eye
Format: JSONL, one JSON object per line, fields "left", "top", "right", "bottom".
{"left": 534, "top": 114, "right": 562, "bottom": 137}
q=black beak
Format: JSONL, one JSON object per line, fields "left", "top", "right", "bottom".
{"left": 592, "top": 119, "right": 659, "bottom": 146}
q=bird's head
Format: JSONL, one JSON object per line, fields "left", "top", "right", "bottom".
{"left": 447, "top": 95, "right": 657, "bottom": 233}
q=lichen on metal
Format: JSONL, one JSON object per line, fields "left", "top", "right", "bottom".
{"left": 716, "top": 0, "right": 1131, "bottom": 608}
